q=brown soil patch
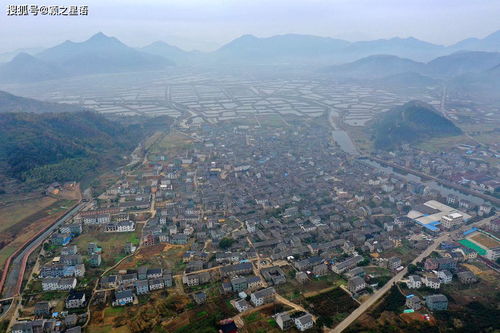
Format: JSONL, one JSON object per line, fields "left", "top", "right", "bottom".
{"left": 470, "top": 233, "right": 500, "bottom": 249}
{"left": 462, "top": 263, "right": 483, "bottom": 275}
{"left": 400, "top": 312, "right": 436, "bottom": 325}
{"left": 0, "top": 200, "right": 76, "bottom": 269}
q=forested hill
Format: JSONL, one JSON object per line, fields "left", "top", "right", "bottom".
{"left": 373, "top": 100, "right": 462, "bottom": 149}
{"left": 0, "top": 110, "right": 171, "bottom": 188}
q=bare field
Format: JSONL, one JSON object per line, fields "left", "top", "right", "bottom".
{"left": 416, "top": 135, "right": 472, "bottom": 153}
{"left": 0, "top": 199, "right": 77, "bottom": 269}
{"left": 0, "top": 196, "right": 57, "bottom": 233}
{"left": 114, "top": 243, "right": 187, "bottom": 273}
{"left": 149, "top": 132, "right": 194, "bottom": 156}
{"left": 470, "top": 233, "right": 500, "bottom": 249}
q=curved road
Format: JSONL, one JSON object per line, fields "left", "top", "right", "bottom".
{"left": 1, "top": 203, "right": 85, "bottom": 298}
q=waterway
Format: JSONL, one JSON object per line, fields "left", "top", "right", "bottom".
{"left": 329, "top": 110, "right": 359, "bottom": 155}
{"left": 331, "top": 130, "right": 359, "bottom": 155}
{"left": 359, "top": 159, "right": 486, "bottom": 206}
{"left": 328, "top": 110, "right": 489, "bottom": 206}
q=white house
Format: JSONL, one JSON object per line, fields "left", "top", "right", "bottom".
{"left": 294, "top": 313, "right": 314, "bottom": 332}
{"left": 437, "top": 270, "right": 453, "bottom": 284}
{"left": 423, "top": 276, "right": 441, "bottom": 289}
{"left": 250, "top": 287, "right": 276, "bottom": 306}
{"left": 234, "top": 299, "right": 251, "bottom": 313}
{"left": 406, "top": 275, "right": 422, "bottom": 289}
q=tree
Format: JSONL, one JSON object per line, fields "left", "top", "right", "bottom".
{"left": 218, "top": 238, "right": 235, "bottom": 249}
{"left": 357, "top": 258, "right": 370, "bottom": 266}
{"left": 407, "top": 264, "right": 418, "bottom": 274}
{"left": 317, "top": 316, "right": 334, "bottom": 328}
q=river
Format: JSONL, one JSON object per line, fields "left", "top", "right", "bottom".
{"left": 327, "top": 110, "right": 487, "bottom": 206}
{"left": 359, "top": 159, "right": 486, "bottom": 206}
{"left": 329, "top": 110, "right": 359, "bottom": 155}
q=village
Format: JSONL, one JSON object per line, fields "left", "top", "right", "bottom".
{"left": 6, "top": 110, "right": 499, "bottom": 333}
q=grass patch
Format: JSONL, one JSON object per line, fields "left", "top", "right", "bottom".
{"left": 149, "top": 133, "right": 193, "bottom": 157}
{"left": 104, "top": 306, "right": 125, "bottom": 317}
{"left": 244, "top": 312, "right": 262, "bottom": 324}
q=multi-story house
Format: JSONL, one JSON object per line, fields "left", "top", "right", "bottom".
{"left": 426, "top": 294, "right": 448, "bottom": 311}
{"left": 250, "top": 287, "right": 276, "bottom": 306}
{"left": 294, "top": 313, "right": 314, "bottom": 332}
{"left": 347, "top": 276, "right": 366, "bottom": 293}
{"left": 65, "top": 290, "right": 86, "bottom": 309}
{"left": 406, "top": 275, "right": 422, "bottom": 289}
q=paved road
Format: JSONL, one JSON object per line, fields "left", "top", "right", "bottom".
{"left": 1, "top": 203, "right": 85, "bottom": 298}
{"left": 330, "top": 214, "right": 498, "bottom": 333}
{"left": 330, "top": 234, "right": 446, "bottom": 333}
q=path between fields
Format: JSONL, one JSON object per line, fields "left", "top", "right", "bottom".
{"left": 275, "top": 294, "right": 317, "bottom": 320}
{"left": 232, "top": 303, "right": 274, "bottom": 328}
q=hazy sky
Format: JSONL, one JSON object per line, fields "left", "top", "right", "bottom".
{"left": 1, "top": 0, "right": 499, "bottom": 53}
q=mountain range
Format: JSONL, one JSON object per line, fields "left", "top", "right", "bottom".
{"left": 0, "top": 33, "right": 173, "bottom": 83}
{"left": 324, "top": 50, "right": 500, "bottom": 102}
{"left": 0, "top": 30, "right": 499, "bottom": 83}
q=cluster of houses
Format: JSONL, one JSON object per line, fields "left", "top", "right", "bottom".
{"left": 275, "top": 311, "right": 315, "bottom": 332}
{"left": 13, "top": 118, "right": 497, "bottom": 332}
{"left": 375, "top": 144, "right": 499, "bottom": 201}
{"left": 12, "top": 319, "right": 82, "bottom": 333}
{"left": 100, "top": 267, "right": 173, "bottom": 307}
{"left": 14, "top": 223, "right": 93, "bottom": 331}
{"left": 14, "top": 192, "right": 151, "bottom": 330}
{"left": 405, "top": 293, "right": 449, "bottom": 312}
{"left": 406, "top": 254, "right": 479, "bottom": 292}
{"left": 401, "top": 242, "right": 488, "bottom": 314}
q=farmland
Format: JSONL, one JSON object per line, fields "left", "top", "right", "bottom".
{"left": 275, "top": 267, "right": 346, "bottom": 301}
{"left": 302, "top": 287, "right": 358, "bottom": 328}
{"left": 148, "top": 132, "right": 194, "bottom": 158}
{"left": 240, "top": 304, "right": 296, "bottom": 333}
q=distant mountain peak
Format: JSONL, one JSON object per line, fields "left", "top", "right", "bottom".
{"left": 11, "top": 52, "right": 36, "bottom": 62}
{"left": 84, "top": 32, "right": 122, "bottom": 46}
{"left": 88, "top": 32, "right": 110, "bottom": 41}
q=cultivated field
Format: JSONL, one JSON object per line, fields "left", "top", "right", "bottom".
{"left": 74, "top": 225, "right": 142, "bottom": 269}
{"left": 241, "top": 304, "right": 296, "bottom": 333}
{"left": 303, "top": 287, "right": 358, "bottom": 327}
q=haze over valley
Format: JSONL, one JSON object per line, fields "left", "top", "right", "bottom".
{"left": 0, "top": 3, "right": 499, "bottom": 333}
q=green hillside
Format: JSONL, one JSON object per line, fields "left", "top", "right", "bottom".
{"left": 0, "top": 111, "right": 171, "bottom": 187}
{"left": 373, "top": 100, "right": 462, "bottom": 149}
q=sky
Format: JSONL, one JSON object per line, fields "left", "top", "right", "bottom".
{"left": 1, "top": 0, "right": 499, "bottom": 53}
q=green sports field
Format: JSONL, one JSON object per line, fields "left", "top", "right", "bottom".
{"left": 458, "top": 239, "right": 487, "bottom": 256}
